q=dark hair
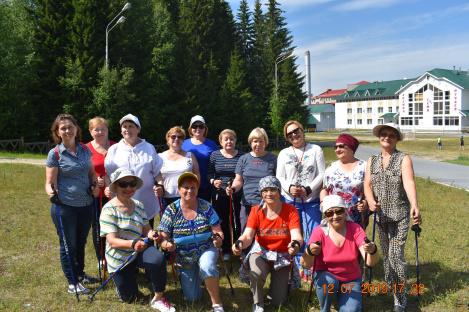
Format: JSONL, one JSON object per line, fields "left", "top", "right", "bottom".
{"left": 50, "top": 114, "right": 82, "bottom": 144}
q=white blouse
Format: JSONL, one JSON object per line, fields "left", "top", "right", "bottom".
{"left": 159, "top": 151, "right": 193, "bottom": 198}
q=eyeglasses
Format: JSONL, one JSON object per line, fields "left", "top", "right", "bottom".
{"left": 334, "top": 144, "right": 347, "bottom": 150}
{"left": 286, "top": 128, "right": 302, "bottom": 139}
{"left": 191, "top": 123, "right": 205, "bottom": 129}
{"left": 116, "top": 180, "right": 138, "bottom": 188}
{"left": 324, "top": 208, "right": 345, "bottom": 218}
{"left": 170, "top": 135, "right": 184, "bottom": 140}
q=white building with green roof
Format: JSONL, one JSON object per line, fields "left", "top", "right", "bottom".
{"left": 334, "top": 68, "right": 469, "bottom": 132}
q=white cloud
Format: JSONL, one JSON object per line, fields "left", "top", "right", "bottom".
{"left": 332, "top": 0, "right": 403, "bottom": 12}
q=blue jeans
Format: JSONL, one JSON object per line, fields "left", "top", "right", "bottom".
{"left": 314, "top": 271, "right": 362, "bottom": 312}
{"left": 50, "top": 203, "right": 92, "bottom": 284}
{"left": 113, "top": 246, "right": 167, "bottom": 302}
{"left": 178, "top": 247, "right": 219, "bottom": 302}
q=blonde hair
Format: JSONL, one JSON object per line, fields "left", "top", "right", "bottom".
{"left": 166, "top": 126, "right": 186, "bottom": 146}
{"left": 248, "top": 127, "right": 269, "bottom": 146}
{"left": 88, "top": 116, "right": 108, "bottom": 130}
{"left": 283, "top": 120, "right": 304, "bottom": 140}
{"left": 218, "top": 129, "right": 237, "bottom": 144}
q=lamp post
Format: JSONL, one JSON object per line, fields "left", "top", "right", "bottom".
{"left": 274, "top": 50, "right": 294, "bottom": 98}
{"left": 105, "top": 2, "right": 131, "bottom": 69}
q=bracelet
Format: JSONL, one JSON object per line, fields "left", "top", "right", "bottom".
{"left": 131, "top": 238, "right": 140, "bottom": 250}
{"left": 369, "top": 244, "right": 378, "bottom": 255}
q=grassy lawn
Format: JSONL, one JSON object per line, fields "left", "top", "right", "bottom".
{"left": 0, "top": 164, "right": 468, "bottom": 311}
{"left": 0, "top": 151, "right": 47, "bottom": 159}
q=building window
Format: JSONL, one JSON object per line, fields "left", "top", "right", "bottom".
{"left": 357, "top": 119, "right": 363, "bottom": 125}
{"left": 445, "top": 117, "right": 459, "bottom": 126}
{"left": 445, "top": 91, "right": 450, "bottom": 100}
{"left": 367, "top": 119, "right": 372, "bottom": 125}
{"left": 401, "top": 117, "right": 413, "bottom": 125}
{"left": 445, "top": 101, "right": 450, "bottom": 114}
{"left": 414, "top": 102, "right": 423, "bottom": 115}
{"left": 408, "top": 102, "right": 413, "bottom": 115}
{"left": 433, "top": 117, "right": 443, "bottom": 125}
{"left": 347, "top": 108, "right": 352, "bottom": 114}
{"left": 367, "top": 107, "right": 372, "bottom": 113}
{"left": 414, "top": 117, "right": 423, "bottom": 125}
{"left": 388, "top": 107, "right": 393, "bottom": 112}
{"left": 434, "top": 87, "right": 443, "bottom": 115}
{"left": 347, "top": 119, "right": 352, "bottom": 125}
{"left": 378, "top": 119, "right": 384, "bottom": 125}
{"left": 357, "top": 108, "right": 362, "bottom": 114}
{"left": 378, "top": 107, "right": 384, "bottom": 113}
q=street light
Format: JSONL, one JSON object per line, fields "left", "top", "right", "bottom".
{"left": 105, "top": 2, "right": 131, "bottom": 69}
{"left": 274, "top": 50, "right": 294, "bottom": 98}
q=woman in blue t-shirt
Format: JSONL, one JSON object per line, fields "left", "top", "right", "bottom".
{"left": 182, "top": 115, "right": 218, "bottom": 201}
{"left": 158, "top": 172, "right": 225, "bottom": 312}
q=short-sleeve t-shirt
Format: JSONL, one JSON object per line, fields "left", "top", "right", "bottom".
{"left": 235, "top": 152, "right": 277, "bottom": 206}
{"left": 157, "top": 198, "right": 220, "bottom": 266}
{"left": 246, "top": 203, "right": 301, "bottom": 253}
{"left": 182, "top": 138, "right": 218, "bottom": 192}
{"left": 308, "top": 222, "right": 365, "bottom": 282}
{"left": 99, "top": 199, "right": 148, "bottom": 273}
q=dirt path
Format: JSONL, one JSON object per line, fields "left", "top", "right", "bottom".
{"left": 0, "top": 158, "right": 45, "bottom": 166}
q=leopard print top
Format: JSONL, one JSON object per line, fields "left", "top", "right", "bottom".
{"left": 370, "top": 150, "right": 410, "bottom": 222}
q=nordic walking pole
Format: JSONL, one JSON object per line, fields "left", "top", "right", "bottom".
{"left": 227, "top": 179, "right": 235, "bottom": 247}
{"left": 93, "top": 196, "right": 102, "bottom": 283}
{"left": 212, "top": 233, "right": 234, "bottom": 295}
{"left": 411, "top": 224, "right": 422, "bottom": 298}
{"left": 88, "top": 237, "right": 153, "bottom": 302}
{"left": 306, "top": 241, "right": 321, "bottom": 305}
{"left": 287, "top": 240, "right": 301, "bottom": 295}
{"left": 368, "top": 211, "right": 377, "bottom": 284}
{"left": 51, "top": 184, "right": 80, "bottom": 302}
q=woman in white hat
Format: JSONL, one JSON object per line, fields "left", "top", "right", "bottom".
{"left": 100, "top": 168, "right": 175, "bottom": 312}
{"left": 301, "top": 195, "right": 379, "bottom": 312}
{"left": 182, "top": 115, "right": 218, "bottom": 201}
{"left": 232, "top": 176, "right": 303, "bottom": 312}
{"left": 364, "top": 123, "right": 421, "bottom": 312}
{"left": 105, "top": 114, "right": 163, "bottom": 227}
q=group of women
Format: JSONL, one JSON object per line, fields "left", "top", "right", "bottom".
{"left": 45, "top": 112, "right": 421, "bottom": 312}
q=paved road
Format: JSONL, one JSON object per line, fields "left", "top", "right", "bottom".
{"left": 355, "top": 145, "right": 469, "bottom": 191}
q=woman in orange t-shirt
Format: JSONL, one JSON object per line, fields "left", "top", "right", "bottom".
{"left": 232, "top": 176, "right": 303, "bottom": 312}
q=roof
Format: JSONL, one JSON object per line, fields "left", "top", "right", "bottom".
{"left": 316, "top": 88, "right": 347, "bottom": 98}
{"left": 427, "top": 68, "right": 469, "bottom": 89}
{"left": 307, "top": 115, "right": 319, "bottom": 124}
{"left": 308, "top": 104, "right": 335, "bottom": 113}
{"left": 460, "top": 110, "right": 469, "bottom": 117}
{"left": 337, "top": 78, "right": 415, "bottom": 101}
{"left": 380, "top": 112, "right": 398, "bottom": 118}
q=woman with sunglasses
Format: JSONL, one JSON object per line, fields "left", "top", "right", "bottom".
{"left": 45, "top": 113, "right": 99, "bottom": 295}
{"left": 156, "top": 126, "right": 200, "bottom": 209}
{"left": 158, "top": 172, "right": 225, "bottom": 312}
{"left": 105, "top": 114, "right": 163, "bottom": 228}
{"left": 364, "top": 123, "right": 421, "bottom": 312}
{"left": 301, "top": 195, "right": 379, "bottom": 312}
{"left": 232, "top": 176, "right": 303, "bottom": 312}
{"left": 100, "top": 168, "right": 175, "bottom": 312}
{"left": 208, "top": 129, "right": 244, "bottom": 260}
{"left": 226, "top": 127, "right": 277, "bottom": 232}
{"left": 276, "top": 120, "right": 325, "bottom": 277}
{"left": 182, "top": 115, "right": 218, "bottom": 201}
{"left": 320, "top": 133, "right": 368, "bottom": 229}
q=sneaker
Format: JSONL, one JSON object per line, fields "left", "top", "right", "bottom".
{"left": 67, "top": 282, "right": 90, "bottom": 295}
{"left": 79, "top": 273, "right": 99, "bottom": 284}
{"left": 252, "top": 304, "right": 264, "bottom": 312}
{"left": 223, "top": 253, "right": 230, "bottom": 261}
{"left": 212, "top": 304, "right": 224, "bottom": 312}
{"left": 150, "top": 297, "right": 176, "bottom": 312}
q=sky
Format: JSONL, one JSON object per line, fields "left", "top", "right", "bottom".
{"left": 227, "top": 0, "right": 469, "bottom": 95}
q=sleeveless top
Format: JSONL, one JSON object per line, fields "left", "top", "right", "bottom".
{"left": 159, "top": 151, "right": 193, "bottom": 198}
{"left": 370, "top": 150, "right": 409, "bottom": 222}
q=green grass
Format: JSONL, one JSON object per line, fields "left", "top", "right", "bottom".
{"left": 446, "top": 156, "right": 469, "bottom": 166}
{"left": 0, "top": 164, "right": 468, "bottom": 311}
{"left": 0, "top": 151, "right": 46, "bottom": 159}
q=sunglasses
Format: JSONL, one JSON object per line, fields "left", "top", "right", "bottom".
{"left": 170, "top": 135, "right": 184, "bottom": 140}
{"left": 286, "top": 127, "right": 302, "bottom": 138}
{"left": 380, "top": 132, "right": 397, "bottom": 139}
{"left": 334, "top": 144, "right": 347, "bottom": 150}
{"left": 191, "top": 123, "right": 205, "bottom": 129}
{"left": 261, "top": 187, "right": 279, "bottom": 193}
{"left": 116, "top": 180, "right": 138, "bottom": 188}
{"left": 324, "top": 208, "right": 345, "bottom": 218}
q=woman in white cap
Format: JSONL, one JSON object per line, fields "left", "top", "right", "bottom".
{"left": 100, "top": 168, "right": 175, "bottom": 312}
{"left": 232, "top": 176, "right": 303, "bottom": 312}
{"left": 105, "top": 114, "right": 163, "bottom": 227}
{"left": 158, "top": 172, "right": 225, "bottom": 312}
{"left": 301, "top": 195, "right": 379, "bottom": 312}
{"left": 364, "top": 123, "right": 421, "bottom": 312}
{"left": 182, "top": 115, "right": 218, "bottom": 201}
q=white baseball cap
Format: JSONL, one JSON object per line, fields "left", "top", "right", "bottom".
{"left": 321, "top": 195, "right": 347, "bottom": 213}
{"left": 119, "top": 114, "right": 141, "bottom": 129}
{"left": 189, "top": 115, "right": 205, "bottom": 127}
